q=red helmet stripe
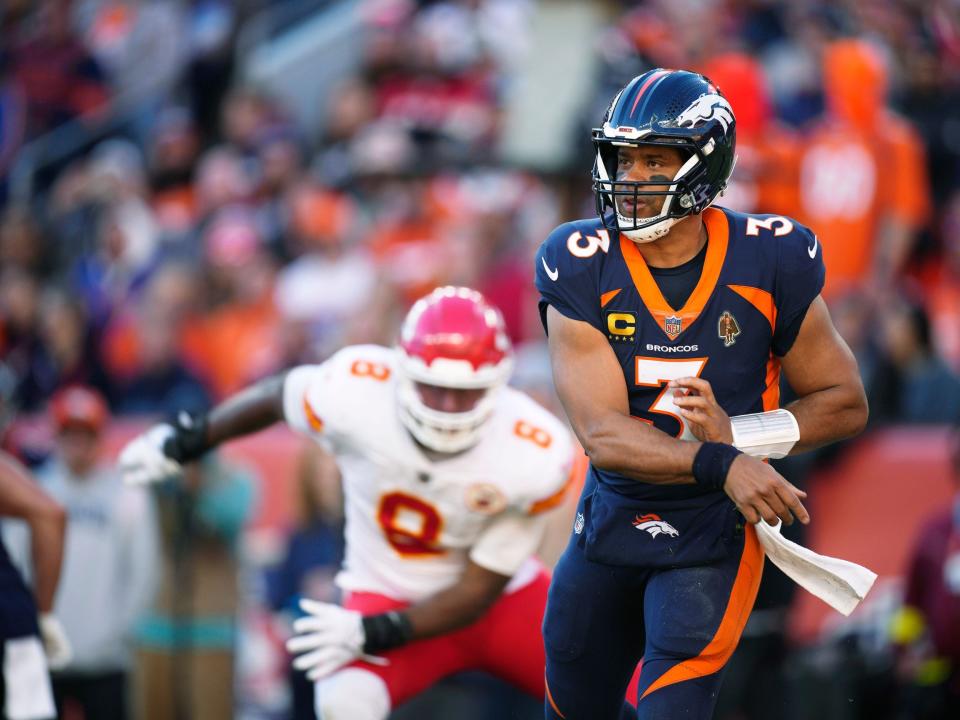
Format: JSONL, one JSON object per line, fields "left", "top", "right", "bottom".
{"left": 629, "top": 70, "right": 671, "bottom": 118}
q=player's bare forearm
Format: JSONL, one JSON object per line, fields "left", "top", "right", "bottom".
{"left": 0, "top": 453, "right": 66, "bottom": 613}
{"left": 404, "top": 561, "right": 510, "bottom": 640}
{"left": 546, "top": 306, "right": 697, "bottom": 484}
{"left": 205, "top": 371, "right": 289, "bottom": 447}
{"left": 781, "top": 297, "right": 868, "bottom": 453}
{"left": 28, "top": 510, "right": 66, "bottom": 613}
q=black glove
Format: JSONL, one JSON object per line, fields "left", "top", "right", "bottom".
{"left": 162, "top": 412, "right": 211, "bottom": 463}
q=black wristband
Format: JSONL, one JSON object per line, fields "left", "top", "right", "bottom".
{"left": 692, "top": 442, "right": 743, "bottom": 491}
{"left": 361, "top": 611, "right": 414, "bottom": 654}
{"left": 164, "top": 412, "right": 210, "bottom": 463}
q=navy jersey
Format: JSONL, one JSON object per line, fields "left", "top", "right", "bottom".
{"left": 536, "top": 206, "right": 824, "bottom": 503}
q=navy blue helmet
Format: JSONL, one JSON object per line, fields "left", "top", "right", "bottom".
{"left": 592, "top": 69, "right": 737, "bottom": 242}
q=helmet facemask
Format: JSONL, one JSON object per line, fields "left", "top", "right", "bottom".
{"left": 593, "top": 135, "right": 710, "bottom": 244}
{"left": 591, "top": 69, "right": 738, "bottom": 243}
{"left": 396, "top": 355, "right": 513, "bottom": 454}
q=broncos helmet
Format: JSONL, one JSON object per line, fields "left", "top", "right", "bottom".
{"left": 592, "top": 69, "right": 737, "bottom": 243}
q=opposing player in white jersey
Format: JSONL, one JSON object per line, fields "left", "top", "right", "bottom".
{"left": 119, "top": 286, "right": 576, "bottom": 720}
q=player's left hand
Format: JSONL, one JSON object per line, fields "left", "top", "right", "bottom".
{"left": 670, "top": 377, "right": 733, "bottom": 444}
{"left": 286, "top": 599, "right": 387, "bottom": 681}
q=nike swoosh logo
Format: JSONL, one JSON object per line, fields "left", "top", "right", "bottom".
{"left": 541, "top": 256, "right": 559, "bottom": 281}
{"left": 807, "top": 235, "right": 818, "bottom": 259}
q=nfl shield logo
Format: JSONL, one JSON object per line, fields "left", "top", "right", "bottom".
{"left": 664, "top": 315, "right": 682, "bottom": 339}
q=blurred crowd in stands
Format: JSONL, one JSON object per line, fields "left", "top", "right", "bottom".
{"left": 0, "top": 0, "right": 959, "bottom": 718}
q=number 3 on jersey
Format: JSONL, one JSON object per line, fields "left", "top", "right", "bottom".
{"left": 634, "top": 357, "right": 708, "bottom": 440}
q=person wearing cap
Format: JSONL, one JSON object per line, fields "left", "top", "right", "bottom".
{"left": 3, "top": 385, "right": 159, "bottom": 720}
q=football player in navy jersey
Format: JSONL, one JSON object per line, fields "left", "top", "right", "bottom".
{"left": 535, "top": 69, "right": 868, "bottom": 719}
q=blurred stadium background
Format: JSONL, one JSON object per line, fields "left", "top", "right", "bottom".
{"left": 0, "top": 0, "right": 959, "bottom": 718}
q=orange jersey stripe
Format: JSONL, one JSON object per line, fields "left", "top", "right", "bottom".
{"left": 600, "top": 288, "right": 622, "bottom": 308}
{"left": 640, "top": 525, "right": 764, "bottom": 699}
{"left": 727, "top": 284, "right": 777, "bottom": 332}
{"left": 762, "top": 354, "right": 781, "bottom": 411}
{"left": 620, "top": 207, "right": 729, "bottom": 340}
{"left": 545, "top": 675, "right": 566, "bottom": 719}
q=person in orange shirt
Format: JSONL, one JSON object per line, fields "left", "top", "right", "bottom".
{"left": 797, "top": 38, "right": 931, "bottom": 299}
{"left": 702, "top": 52, "right": 802, "bottom": 220}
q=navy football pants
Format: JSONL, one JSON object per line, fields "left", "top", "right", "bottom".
{"left": 543, "top": 522, "right": 763, "bottom": 719}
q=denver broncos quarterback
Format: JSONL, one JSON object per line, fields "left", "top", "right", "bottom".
{"left": 535, "top": 69, "right": 869, "bottom": 719}
{"left": 119, "top": 287, "right": 576, "bottom": 720}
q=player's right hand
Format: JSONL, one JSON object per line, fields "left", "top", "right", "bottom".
{"left": 118, "top": 424, "right": 183, "bottom": 485}
{"left": 723, "top": 454, "right": 809, "bottom": 527}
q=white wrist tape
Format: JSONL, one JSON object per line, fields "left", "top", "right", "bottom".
{"left": 730, "top": 409, "right": 799, "bottom": 459}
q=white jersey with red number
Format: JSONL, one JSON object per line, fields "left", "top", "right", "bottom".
{"left": 282, "top": 345, "right": 574, "bottom": 602}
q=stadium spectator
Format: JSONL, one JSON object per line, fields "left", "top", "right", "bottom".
{"left": 924, "top": 190, "right": 960, "bottom": 371}
{"left": 0, "top": 53, "right": 27, "bottom": 204}
{"left": 0, "top": 206, "right": 51, "bottom": 279}
{"left": 274, "top": 184, "right": 377, "bottom": 363}
{"left": 191, "top": 208, "right": 281, "bottom": 399}
{"left": 796, "top": 38, "right": 931, "bottom": 299}
{"left": 112, "top": 299, "right": 210, "bottom": 417}
{"left": 871, "top": 290, "right": 960, "bottom": 425}
{"left": 890, "top": 430, "right": 960, "bottom": 718}
{"left": 701, "top": 52, "right": 802, "bottom": 219}
{"left": 267, "top": 443, "right": 344, "bottom": 720}
{"left": 3, "top": 385, "right": 159, "bottom": 720}
{"left": 79, "top": 0, "right": 188, "bottom": 119}
{"left": 135, "top": 454, "right": 256, "bottom": 720}
{"left": 8, "top": 0, "right": 110, "bottom": 138}
{"left": 146, "top": 107, "right": 202, "bottom": 236}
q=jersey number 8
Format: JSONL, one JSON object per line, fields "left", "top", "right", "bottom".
{"left": 378, "top": 492, "right": 445, "bottom": 557}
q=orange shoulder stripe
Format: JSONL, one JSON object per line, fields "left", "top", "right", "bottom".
{"left": 727, "top": 284, "right": 777, "bottom": 332}
{"left": 640, "top": 525, "right": 764, "bottom": 700}
{"left": 600, "top": 288, "right": 622, "bottom": 308}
